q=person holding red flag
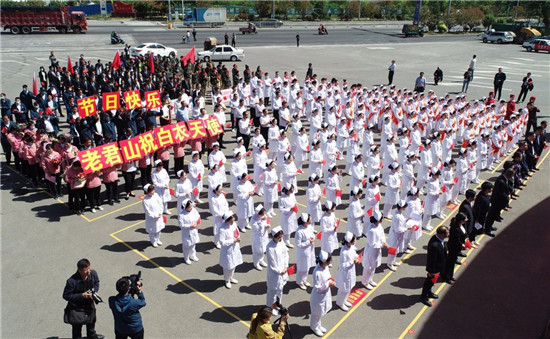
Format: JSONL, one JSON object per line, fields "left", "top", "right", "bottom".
{"left": 420, "top": 225, "right": 449, "bottom": 307}
{"left": 219, "top": 211, "right": 242, "bottom": 289}
{"left": 265, "top": 225, "right": 289, "bottom": 316}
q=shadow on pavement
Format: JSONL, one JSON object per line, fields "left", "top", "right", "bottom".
{"left": 367, "top": 293, "right": 419, "bottom": 310}
{"left": 390, "top": 276, "right": 426, "bottom": 290}
{"left": 167, "top": 279, "right": 221, "bottom": 295}
{"left": 200, "top": 304, "right": 259, "bottom": 324}
{"left": 417, "top": 197, "right": 550, "bottom": 339}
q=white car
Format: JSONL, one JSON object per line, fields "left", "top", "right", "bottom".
{"left": 481, "top": 31, "right": 514, "bottom": 44}
{"left": 130, "top": 43, "right": 177, "bottom": 57}
{"left": 197, "top": 45, "right": 245, "bottom": 62}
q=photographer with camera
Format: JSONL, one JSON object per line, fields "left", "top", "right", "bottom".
{"left": 63, "top": 258, "right": 104, "bottom": 339}
{"left": 109, "top": 275, "right": 146, "bottom": 339}
{"left": 248, "top": 305, "right": 288, "bottom": 339}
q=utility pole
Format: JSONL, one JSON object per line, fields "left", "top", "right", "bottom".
{"left": 447, "top": 0, "right": 451, "bottom": 22}
{"left": 168, "top": 0, "right": 172, "bottom": 22}
{"left": 358, "top": 0, "right": 362, "bottom": 20}
{"left": 514, "top": 0, "right": 519, "bottom": 20}
{"left": 271, "top": 0, "right": 275, "bottom": 19}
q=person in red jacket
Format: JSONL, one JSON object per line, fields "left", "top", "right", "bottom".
{"left": 505, "top": 94, "right": 516, "bottom": 121}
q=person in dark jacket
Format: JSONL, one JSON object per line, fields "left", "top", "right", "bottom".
{"left": 459, "top": 189, "right": 476, "bottom": 245}
{"left": 524, "top": 132, "right": 537, "bottom": 171}
{"left": 445, "top": 212, "right": 467, "bottom": 283}
{"left": 472, "top": 182, "right": 493, "bottom": 246}
{"left": 420, "top": 226, "right": 449, "bottom": 307}
{"left": 63, "top": 258, "right": 104, "bottom": 339}
{"left": 109, "top": 277, "right": 146, "bottom": 339}
{"left": 484, "top": 168, "right": 514, "bottom": 237}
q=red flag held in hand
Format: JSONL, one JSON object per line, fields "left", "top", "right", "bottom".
{"left": 316, "top": 231, "right": 322, "bottom": 240}
{"left": 322, "top": 159, "right": 327, "bottom": 165}
{"left": 163, "top": 215, "right": 167, "bottom": 223}
{"left": 197, "top": 217, "right": 202, "bottom": 225}
{"left": 112, "top": 51, "right": 121, "bottom": 71}
{"left": 246, "top": 175, "right": 252, "bottom": 181}
{"left": 323, "top": 187, "right": 327, "bottom": 195}
{"left": 148, "top": 53, "right": 155, "bottom": 74}
{"left": 412, "top": 225, "right": 420, "bottom": 231}
{"left": 357, "top": 251, "right": 364, "bottom": 261}
{"left": 297, "top": 169, "right": 303, "bottom": 174}
{"left": 291, "top": 205, "right": 298, "bottom": 213}
{"left": 287, "top": 265, "right": 296, "bottom": 276}
{"left": 453, "top": 177, "right": 459, "bottom": 184}
{"left": 278, "top": 183, "right": 282, "bottom": 191}
{"left": 226, "top": 123, "right": 231, "bottom": 128}
{"left": 253, "top": 185, "right": 257, "bottom": 193}
{"left": 306, "top": 145, "right": 310, "bottom": 151}
{"left": 388, "top": 247, "right": 397, "bottom": 255}
{"left": 67, "top": 56, "right": 74, "bottom": 75}
{"left": 362, "top": 179, "right": 367, "bottom": 187}
{"left": 465, "top": 239, "right": 472, "bottom": 249}
{"left": 246, "top": 150, "right": 252, "bottom": 157}
{"left": 431, "top": 273, "right": 440, "bottom": 285}
{"left": 375, "top": 192, "right": 381, "bottom": 201}
{"left": 234, "top": 228, "right": 240, "bottom": 238}
{"left": 336, "top": 153, "right": 341, "bottom": 160}
{"left": 266, "top": 217, "right": 271, "bottom": 225}
{"left": 379, "top": 161, "right": 384, "bottom": 169}
{"left": 335, "top": 219, "right": 341, "bottom": 231}
{"left": 198, "top": 173, "right": 202, "bottom": 181}
{"left": 336, "top": 189, "right": 342, "bottom": 197}
{"left": 193, "top": 187, "right": 199, "bottom": 196}
{"left": 441, "top": 186, "right": 447, "bottom": 193}
{"left": 469, "top": 163, "right": 474, "bottom": 169}
{"left": 367, "top": 208, "right": 373, "bottom": 217}
{"left": 219, "top": 160, "right": 224, "bottom": 166}
{"left": 419, "top": 146, "right": 424, "bottom": 152}
{"left": 170, "top": 188, "right": 175, "bottom": 196}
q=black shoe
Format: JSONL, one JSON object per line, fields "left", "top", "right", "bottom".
{"left": 455, "top": 259, "right": 462, "bottom": 265}
{"left": 420, "top": 298, "right": 432, "bottom": 307}
{"left": 491, "top": 226, "right": 497, "bottom": 231}
{"left": 485, "top": 232, "right": 496, "bottom": 237}
{"left": 458, "top": 252, "right": 467, "bottom": 257}
{"left": 115, "top": 199, "right": 121, "bottom": 203}
{"left": 108, "top": 201, "right": 113, "bottom": 206}
{"left": 495, "top": 218, "right": 502, "bottom": 223}
{"left": 428, "top": 292, "right": 439, "bottom": 299}
{"left": 445, "top": 279, "right": 455, "bottom": 285}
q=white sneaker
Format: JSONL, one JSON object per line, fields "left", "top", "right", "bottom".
{"left": 184, "top": 258, "right": 191, "bottom": 265}
{"left": 254, "top": 264, "right": 263, "bottom": 271}
{"left": 304, "top": 281, "right": 311, "bottom": 287}
{"left": 97, "top": 206, "right": 104, "bottom": 211}
{"left": 387, "top": 264, "right": 397, "bottom": 272}
{"left": 473, "top": 179, "right": 480, "bottom": 184}
{"left": 370, "top": 281, "right": 378, "bottom": 287}
{"left": 152, "top": 243, "right": 158, "bottom": 248}
{"left": 365, "top": 283, "right": 374, "bottom": 290}
{"left": 320, "top": 326, "right": 327, "bottom": 333}
{"left": 91, "top": 208, "right": 96, "bottom": 213}
{"left": 344, "top": 301, "right": 353, "bottom": 307}
{"left": 338, "top": 303, "right": 349, "bottom": 311}
{"left": 196, "top": 198, "right": 204, "bottom": 204}
{"left": 270, "top": 211, "right": 276, "bottom": 216}
{"left": 164, "top": 210, "right": 172, "bottom": 215}
{"left": 488, "top": 166, "right": 495, "bottom": 171}
{"left": 393, "top": 261, "right": 401, "bottom": 266}
{"left": 260, "top": 260, "right": 268, "bottom": 267}
{"left": 245, "top": 224, "right": 252, "bottom": 230}
{"left": 404, "top": 249, "right": 412, "bottom": 254}
{"left": 436, "top": 213, "right": 446, "bottom": 219}
{"left": 452, "top": 199, "right": 460, "bottom": 205}
{"left": 191, "top": 255, "right": 199, "bottom": 261}
{"left": 157, "top": 240, "right": 163, "bottom": 245}
{"left": 298, "top": 283, "right": 306, "bottom": 290}
{"left": 225, "top": 281, "right": 231, "bottom": 289}
{"left": 215, "top": 243, "right": 221, "bottom": 249}
{"left": 257, "top": 193, "right": 263, "bottom": 197}
{"left": 240, "top": 228, "right": 246, "bottom": 233}
{"left": 424, "top": 225, "right": 434, "bottom": 231}
{"left": 473, "top": 241, "right": 481, "bottom": 247}
{"left": 408, "top": 245, "right": 416, "bottom": 250}
{"left": 311, "top": 327, "right": 323, "bottom": 337}
{"left": 285, "top": 241, "right": 294, "bottom": 248}
{"left": 230, "top": 278, "right": 238, "bottom": 284}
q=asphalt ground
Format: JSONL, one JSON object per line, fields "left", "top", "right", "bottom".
{"left": 1, "top": 22, "right": 549, "bottom": 338}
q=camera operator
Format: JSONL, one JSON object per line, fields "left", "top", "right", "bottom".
{"left": 63, "top": 258, "right": 104, "bottom": 339}
{"left": 109, "top": 277, "right": 146, "bottom": 339}
{"left": 248, "top": 305, "right": 289, "bottom": 339}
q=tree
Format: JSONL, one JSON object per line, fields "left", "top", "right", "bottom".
{"left": 362, "top": 1, "right": 382, "bottom": 20}
{"left": 345, "top": 0, "right": 360, "bottom": 19}
{"left": 254, "top": 1, "right": 272, "bottom": 18}
{"left": 453, "top": 6, "right": 485, "bottom": 27}
{"left": 275, "top": 0, "right": 292, "bottom": 16}
{"left": 294, "top": 0, "right": 313, "bottom": 19}
{"left": 194, "top": 0, "right": 214, "bottom": 7}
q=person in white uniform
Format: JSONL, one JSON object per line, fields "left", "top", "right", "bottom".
{"left": 188, "top": 151, "right": 205, "bottom": 204}
{"left": 178, "top": 199, "right": 201, "bottom": 265}
{"left": 386, "top": 200, "right": 408, "bottom": 271}
{"left": 347, "top": 187, "right": 365, "bottom": 237}
{"left": 210, "top": 184, "right": 228, "bottom": 249}
{"left": 266, "top": 226, "right": 289, "bottom": 315}
{"left": 308, "top": 139, "right": 324, "bottom": 179}
{"left": 219, "top": 211, "right": 243, "bottom": 289}
{"left": 174, "top": 170, "right": 192, "bottom": 215}
{"left": 320, "top": 201, "right": 339, "bottom": 254}
{"left": 236, "top": 172, "right": 255, "bottom": 232}
{"left": 310, "top": 250, "right": 334, "bottom": 337}
{"left": 253, "top": 142, "right": 268, "bottom": 196}
{"left": 251, "top": 204, "right": 270, "bottom": 271}
{"left": 295, "top": 213, "right": 316, "bottom": 290}
{"left": 325, "top": 165, "right": 343, "bottom": 206}
{"left": 404, "top": 187, "right": 423, "bottom": 251}
{"left": 279, "top": 183, "right": 298, "bottom": 248}
{"left": 335, "top": 231, "right": 360, "bottom": 312}
{"left": 207, "top": 163, "right": 223, "bottom": 203}
{"left": 306, "top": 174, "right": 323, "bottom": 227}
{"left": 349, "top": 154, "right": 365, "bottom": 194}
{"left": 208, "top": 142, "right": 227, "bottom": 183}
{"left": 281, "top": 152, "right": 298, "bottom": 190}
{"left": 230, "top": 151, "right": 247, "bottom": 194}
{"left": 382, "top": 162, "right": 402, "bottom": 218}
{"left": 422, "top": 168, "right": 443, "bottom": 231}
{"left": 361, "top": 210, "right": 388, "bottom": 290}
{"left": 151, "top": 160, "right": 171, "bottom": 214}
{"left": 364, "top": 175, "right": 382, "bottom": 222}
{"left": 262, "top": 160, "right": 279, "bottom": 217}
{"left": 142, "top": 184, "right": 165, "bottom": 248}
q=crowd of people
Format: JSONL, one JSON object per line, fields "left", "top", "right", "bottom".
{"left": 2, "top": 51, "right": 547, "bottom": 338}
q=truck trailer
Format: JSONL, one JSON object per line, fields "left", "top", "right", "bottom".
{"left": 184, "top": 7, "right": 226, "bottom": 28}
{"left": 1, "top": 6, "right": 88, "bottom": 34}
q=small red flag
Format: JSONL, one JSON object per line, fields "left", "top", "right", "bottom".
{"left": 148, "top": 53, "right": 155, "bottom": 74}
{"left": 336, "top": 153, "right": 341, "bottom": 160}
{"left": 197, "top": 217, "right": 201, "bottom": 225}
{"left": 470, "top": 163, "right": 474, "bottom": 169}
{"left": 169, "top": 188, "right": 175, "bottom": 196}
{"left": 192, "top": 187, "right": 199, "bottom": 196}
{"left": 32, "top": 72, "right": 39, "bottom": 95}
{"left": 431, "top": 273, "right": 440, "bottom": 285}
{"left": 112, "top": 51, "right": 121, "bottom": 71}
{"left": 465, "top": 239, "right": 472, "bottom": 249}
{"left": 226, "top": 123, "right": 231, "bottom": 128}
{"left": 287, "top": 265, "right": 296, "bottom": 276}
{"left": 323, "top": 187, "right": 327, "bottom": 195}
{"left": 67, "top": 56, "right": 74, "bottom": 75}
{"left": 412, "top": 225, "right": 420, "bottom": 231}
{"left": 163, "top": 215, "right": 167, "bottom": 223}
{"left": 306, "top": 145, "right": 310, "bottom": 151}
{"left": 336, "top": 189, "right": 342, "bottom": 197}
{"left": 357, "top": 251, "right": 364, "bottom": 261}
{"left": 198, "top": 173, "right": 202, "bottom": 181}
{"left": 234, "top": 228, "right": 240, "bottom": 238}
{"left": 291, "top": 205, "right": 298, "bottom": 213}
{"left": 335, "top": 219, "right": 341, "bottom": 231}
{"left": 453, "top": 177, "right": 459, "bottom": 183}
{"left": 379, "top": 161, "right": 384, "bottom": 169}
{"left": 246, "top": 174, "right": 252, "bottom": 181}
{"left": 266, "top": 217, "right": 271, "bottom": 225}
{"left": 362, "top": 179, "right": 367, "bottom": 187}
{"left": 297, "top": 169, "right": 303, "bottom": 174}
{"left": 322, "top": 159, "right": 327, "bottom": 165}
{"left": 253, "top": 185, "right": 257, "bottom": 193}
{"left": 419, "top": 146, "right": 424, "bottom": 152}
{"left": 367, "top": 208, "right": 373, "bottom": 217}
{"left": 316, "top": 231, "right": 323, "bottom": 240}
{"left": 375, "top": 192, "right": 381, "bottom": 201}
{"left": 219, "top": 160, "right": 224, "bottom": 166}
{"left": 441, "top": 186, "right": 447, "bottom": 193}
{"left": 278, "top": 183, "right": 282, "bottom": 191}
{"left": 388, "top": 247, "right": 397, "bottom": 255}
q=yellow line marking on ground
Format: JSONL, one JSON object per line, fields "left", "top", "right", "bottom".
{"left": 86, "top": 200, "right": 142, "bottom": 222}
{"left": 109, "top": 221, "right": 250, "bottom": 328}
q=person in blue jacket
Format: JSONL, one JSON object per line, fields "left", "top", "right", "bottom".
{"left": 109, "top": 277, "right": 146, "bottom": 339}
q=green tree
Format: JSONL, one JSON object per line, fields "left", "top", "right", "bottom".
{"left": 254, "top": 1, "right": 272, "bottom": 18}
{"left": 294, "top": 0, "right": 313, "bottom": 19}
{"left": 453, "top": 6, "right": 485, "bottom": 27}
{"left": 275, "top": 0, "right": 292, "bottom": 16}
{"left": 345, "top": 0, "right": 360, "bottom": 19}
{"left": 362, "top": 1, "right": 382, "bottom": 20}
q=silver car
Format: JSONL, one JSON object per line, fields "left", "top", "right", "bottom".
{"left": 481, "top": 31, "right": 514, "bottom": 44}
{"left": 197, "top": 45, "right": 245, "bottom": 62}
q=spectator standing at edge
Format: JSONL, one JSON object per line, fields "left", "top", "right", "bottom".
{"left": 387, "top": 60, "right": 396, "bottom": 85}
{"left": 468, "top": 55, "right": 476, "bottom": 81}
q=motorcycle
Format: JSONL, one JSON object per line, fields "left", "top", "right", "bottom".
{"left": 318, "top": 24, "right": 328, "bottom": 35}
{"left": 111, "top": 35, "right": 125, "bottom": 45}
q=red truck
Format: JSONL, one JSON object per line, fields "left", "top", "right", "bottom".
{"left": 1, "top": 6, "right": 88, "bottom": 34}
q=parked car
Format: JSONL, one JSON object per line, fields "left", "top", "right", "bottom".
{"left": 131, "top": 43, "right": 177, "bottom": 57}
{"left": 523, "top": 38, "right": 540, "bottom": 52}
{"left": 197, "top": 45, "right": 244, "bottom": 62}
{"left": 260, "top": 18, "right": 283, "bottom": 28}
{"left": 481, "top": 31, "right": 514, "bottom": 44}
{"left": 534, "top": 39, "right": 550, "bottom": 53}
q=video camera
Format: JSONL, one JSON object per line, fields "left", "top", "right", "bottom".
{"left": 88, "top": 288, "right": 103, "bottom": 304}
{"left": 122, "top": 271, "right": 142, "bottom": 298}
{"left": 273, "top": 297, "right": 288, "bottom": 317}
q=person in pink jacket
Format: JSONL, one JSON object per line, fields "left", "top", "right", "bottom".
{"left": 65, "top": 160, "right": 87, "bottom": 215}
{"left": 173, "top": 141, "right": 186, "bottom": 178}
{"left": 86, "top": 171, "right": 103, "bottom": 213}
{"left": 156, "top": 145, "right": 170, "bottom": 172}
{"left": 102, "top": 165, "right": 120, "bottom": 205}
{"left": 41, "top": 143, "right": 62, "bottom": 198}
{"left": 21, "top": 132, "right": 38, "bottom": 185}
{"left": 6, "top": 127, "right": 22, "bottom": 172}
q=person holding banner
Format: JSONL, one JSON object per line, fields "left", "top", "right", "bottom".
{"left": 295, "top": 213, "right": 316, "bottom": 290}
{"left": 188, "top": 151, "right": 205, "bottom": 204}
{"left": 219, "top": 211, "right": 243, "bottom": 289}
{"left": 251, "top": 204, "right": 269, "bottom": 271}
{"left": 152, "top": 160, "right": 171, "bottom": 214}
{"left": 361, "top": 211, "right": 388, "bottom": 290}
{"left": 310, "top": 250, "right": 334, "bottom": 337}
{"left": 265, "top": 226, "right": 289, "bottom": 315}
{"left": 336, "top": 232, "right": 360, "bottom": 312}
{"left": 142, "top": 184, "right": 165, "bottom": 248}
{"left": 420, "top": 225, "right": 449, "bottom": 307}
{"left": 178, "top": 199, "right": 201, "bottom": 265}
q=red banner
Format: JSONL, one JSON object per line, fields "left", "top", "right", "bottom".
{"left": 78, "top": 142, "right": 123, "bottom": 174}
{"left": 119, "top": 138, "right": 143, "bottom": 162}
{"left": 145, "top": 90, "right": 162, "bottom": 110}
{"left": 204, "top": 117, "right": 224, "bottom": 137}
{"left": 102, "top": 92, "right": 120, "bottom": 111}
{"left": 124, "top": 90, "right": 142, "bottom": 110}
{"left": 187, "top": 119, "right": 208, "bottom": 139}
{"left": 137, "top": 130, "right": 159, "bottom": 155}
{"left": 154, "top": 125, "right": 176, "bottom": 148}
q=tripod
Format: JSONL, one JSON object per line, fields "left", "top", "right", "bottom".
{"left": 274, "top": 315, "right": 293, "bottom": 339}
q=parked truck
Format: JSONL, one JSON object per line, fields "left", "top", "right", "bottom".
{"left": 1, "top": 6, "right": 88, "bottom": 35}
{"left": 184, "top": 8, "right": 226, "bottom": 28}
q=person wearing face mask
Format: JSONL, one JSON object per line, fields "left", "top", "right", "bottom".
{"left": 1, "top": 93, "right": 12, "bottom": 120}
{"left": 11, "top": 97, "right": 28, "bottom": 123}
{"left": 19, "top": 85, "right": 35, "bottom": 113}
